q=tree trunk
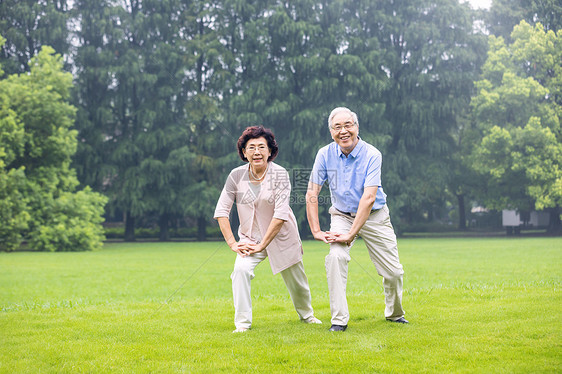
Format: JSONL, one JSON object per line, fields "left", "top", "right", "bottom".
{"left": 159, "top": 213, "right": 170, "bottom": 241}
{"left": 547, "top": 206, "right": 561, "bottom": 234}
{"left": 124, "top": 212, "right": 135, "bottom": 242}
{"left": 457, "top": 193, "right": 466, "bottom": 230}
{"left": 197, "top": 215, "right": 207, "bottom": 242}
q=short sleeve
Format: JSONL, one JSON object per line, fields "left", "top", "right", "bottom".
{"left": 213, "top": 171, "right": 237, "bottom": 218}
{"left": 309, "top": 149, "right": 327, "bottom": 186}
{"left": 272, "top": 169, "right": 291, "bottom": 221}
{"left": 364, "top": 153, "right": 382, "bottom": 187}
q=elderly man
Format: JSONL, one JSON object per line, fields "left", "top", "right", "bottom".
{"left": 306, "top": 107, "right": 407, "bottom": 332}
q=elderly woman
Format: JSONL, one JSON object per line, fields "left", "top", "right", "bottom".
{"left": 214, "top": 126, "right": 321, "bottom": 333}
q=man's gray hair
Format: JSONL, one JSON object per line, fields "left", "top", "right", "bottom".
{"left": 328, "top": 107, "right": 359, "bottom": 129}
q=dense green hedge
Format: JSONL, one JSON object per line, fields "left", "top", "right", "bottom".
{"left": 104, "top": 226, "right": 222, "bottom": 240}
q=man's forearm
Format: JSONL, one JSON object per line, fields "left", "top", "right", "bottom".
{"left": 347, "top": 187, "right": 378, "bottom": 237}
{"left": 347, "top": 199, "right": 373, "bottom": 237}
{"left": 306, "top": 193, "right": 321, "bottom": 234}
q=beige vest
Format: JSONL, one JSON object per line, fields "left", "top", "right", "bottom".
{"left": 214, "top": 162, "right": 302, "bottom": 274}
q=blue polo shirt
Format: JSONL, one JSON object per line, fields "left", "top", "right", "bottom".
{"left": 310, "top": 139, "right": 387, "bottom": 213}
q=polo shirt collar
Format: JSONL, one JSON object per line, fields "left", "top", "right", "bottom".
{"left": 337, "top": 137, "right": 364, "bottom": 158}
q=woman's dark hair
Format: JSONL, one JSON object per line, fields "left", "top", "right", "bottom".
{"left": 237, "top": 126, "right": 279, "bottom": 162}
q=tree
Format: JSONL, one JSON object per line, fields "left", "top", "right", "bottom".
{"left": 73, "top": 0, "right": 189, "bottom": 241}
{"left": 0, "top": 36, "right": 29, "bottom": 251}
{"left": 0, "top": 43, "right": 107, "bottom": 251}
{"left": 0, "top": 0, "right": 70, "bottom": 75}
{"left": 486, "top": 0, "right": 561, "bottom": 41}
{"left": 118, "top": 0, "right": 197, "bottom": 241}
{"left": 73, "top": 0, "right": 230, "bottom": 241}
{"left": 219, "top": 0, "right": 392, "bottom": 234}
{"left": 180, "top": 0, "right": 235, "bottom": 241}
{"left": 71, "top": 0, "right": 121, "bottom": 192}
{"left": 370, "top": 0, "right": 487, "bottom": 228}
{"left": 216, "top": 0, "right": 487, "bottom": 234}
{"left": 469, "top": 21, "right": 561, "bottom": 232}
{"left": 2, "top": 0, "right": 518, "bottom": 237}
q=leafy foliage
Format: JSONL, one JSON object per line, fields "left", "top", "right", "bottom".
{"left": 0, "top": 43, "right": 107, "bottom": 251}
{"left": 469, "top": 21, "right": 561, "bottom": 216}
{"left": 486, "top": 0, "right": 562, "bottom": 41}
{"left": 4, "top": 0, "right": 560, "bottom": 238}
{"left": 0, "top": 0, "right": 70, "bottom": 75}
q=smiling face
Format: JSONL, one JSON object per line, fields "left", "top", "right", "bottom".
{"left": 242, "top": 137, "right": 271, "bottom": 170}
{"left": 330, "top": 111, "right": 359, "bottom": 155}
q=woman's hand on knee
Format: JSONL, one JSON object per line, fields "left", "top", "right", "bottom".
{"left": 229, "top": 242, "right": 252, "bottom": 257}
{"left": 246, "top": 243, "right": 265, "bottom": 255}
{"left": 312, "top": 230, "right": 340, "bottom": 244}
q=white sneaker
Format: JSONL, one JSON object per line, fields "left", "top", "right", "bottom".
{"left": 303, "top": 316, "right": 322, "bottom": 324}
{"left": 232, "top": 327, "right": 249, "bottom": 333}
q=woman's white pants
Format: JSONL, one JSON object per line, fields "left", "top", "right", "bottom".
{"left": 231, "top": 250, "right": 314, "bottom": 329}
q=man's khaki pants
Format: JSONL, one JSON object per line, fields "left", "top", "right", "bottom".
{"left": 326, "top": 205, "right": 405, "bottom": 326}
{"left": 231, "top": 251, "right": 315, "bottom": 329}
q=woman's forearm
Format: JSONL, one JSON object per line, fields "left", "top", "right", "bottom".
{"left": 217, "top": 217, "right": 237, "bottom": 248}
{"left": 258, "top": 218, "right": 285, "bottom": 249}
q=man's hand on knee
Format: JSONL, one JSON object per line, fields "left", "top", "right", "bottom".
{"left": 329, "top": 232, "right": 355, "bottom": 246}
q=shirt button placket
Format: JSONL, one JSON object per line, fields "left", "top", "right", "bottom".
{"left": 343, "top": 159, "right": 350, "bottom": 209}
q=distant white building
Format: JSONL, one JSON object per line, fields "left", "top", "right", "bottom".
{"left": 502, "top": 210, "right": 550, "bottom": 234}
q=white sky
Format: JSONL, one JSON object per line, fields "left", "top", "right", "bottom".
{"left": 464, "top": 0, "right": 492, "bottom": 9}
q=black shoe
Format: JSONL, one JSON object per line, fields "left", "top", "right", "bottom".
{"left": 387, "top": 317, "right": 409, "bottom": 324}
{"left": 329, "top": 324, "right": 347, "bottom": 332}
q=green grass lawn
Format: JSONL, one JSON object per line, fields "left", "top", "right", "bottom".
{"left": 1, "top": 238, "right": 561, "bottom": 373}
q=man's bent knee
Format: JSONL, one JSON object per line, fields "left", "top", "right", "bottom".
{"left": 327, "top": 244, "right": 351, "bottom": 262}
{"left": 383, "top": 268, "right": 404, "bottom": 284}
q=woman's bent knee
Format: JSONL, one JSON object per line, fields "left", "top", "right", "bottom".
{"left": 231, "top": 262, "right": 254, "bottom": 280}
